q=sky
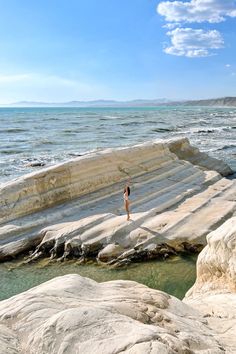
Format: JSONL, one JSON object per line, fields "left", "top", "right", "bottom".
{"left": 0, "top": 0, "right": 235, "bottom": 103}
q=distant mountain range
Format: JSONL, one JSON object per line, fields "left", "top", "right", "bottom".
{"left": 1, "top": 97, "right": 236, "bottom": 107}
{"left": 1, "top": 98, "right": 171, "bottom": 107}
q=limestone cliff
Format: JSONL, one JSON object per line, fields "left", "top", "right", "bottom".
{"left": 184, "top": 217, "right": 236, "bottom": 352}
{"left": 0, "top": 138, "right": 234, "bottom": 263}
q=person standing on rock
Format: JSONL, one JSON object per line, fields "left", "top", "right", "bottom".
{"left": 124, "top": 179, "right": 131, "bottom": 221}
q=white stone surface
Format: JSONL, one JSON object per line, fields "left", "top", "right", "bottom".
{"left": 1, "top": 184, "right": 236, "bottom": 353}
{"left": 0, "top": 274, "right": 225, "bottom": 354}
{"left": 0, "top": 138, "right": 235, "bottom": 262}
{"left": 184, "top": 217, "right": 236, "bottom": 353}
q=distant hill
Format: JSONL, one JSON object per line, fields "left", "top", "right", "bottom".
{"left": 1, "top": 98, "right": 171, "bottom": 108}
{"left": 1, "top": 97, "right": 236, "bottom": 107}
{"left": 175, "top": 97, "right": 236, "bottom": 107}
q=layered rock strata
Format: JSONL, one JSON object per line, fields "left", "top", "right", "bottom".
{"left": 0, "top": 138, "right": 235, "bottom": 263}
{"left": 0, "top": 214, "right": 235, "bottom": 352}
{"left": 184, "top": 217, "right": 236, "bottom": 352}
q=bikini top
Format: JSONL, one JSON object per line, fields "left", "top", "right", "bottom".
{"left": 123, "top": 186, "right": 130, "bottom": 196}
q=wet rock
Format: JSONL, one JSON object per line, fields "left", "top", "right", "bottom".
{"left": 181, "top": 242, "right": 204, "bottom": 254}
{"left": 97, "top": 243, "right": 124, "bottom": 262}
{"left": 25, "top": 161, "right": 46, "bottom": 167}
{"left": 81, "top": 242, "right": 103, "bottom": 258}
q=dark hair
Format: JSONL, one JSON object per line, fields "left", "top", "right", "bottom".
{"left": 124, "top": 186, "right": 130, "bottom": 196}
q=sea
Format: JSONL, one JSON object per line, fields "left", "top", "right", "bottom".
{"left": 0, "top": 106, "right": 236, "bottom": 184}
{"left": 0, "top": 106, "right": 235, "bottom": 300}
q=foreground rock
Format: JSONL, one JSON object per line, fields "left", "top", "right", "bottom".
{"left": 0, "top": 137, "right": 235, "bottom": 263}
{"left": 0, "top": 213, "right": 235, "bottom": 353}
{"left": 184, "top": 217, "right": 236, "bottom": 352}
{"left": 0, "top": 274, "right": 225, "bottom": 354}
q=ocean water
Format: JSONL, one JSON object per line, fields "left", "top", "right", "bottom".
{"left": 0, "top": 106, "right": 236, "bottom": 184}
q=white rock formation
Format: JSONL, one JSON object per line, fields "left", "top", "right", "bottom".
{"left": 0, "top": 274, "right": 226, "bottom": 354}
{"left": 167, "top": 137, "right": 233, "bottom": 176}
{"left": 0, "top": 190, "right": 235, "bottom": 353}
{"left": 184, "top": 217, "right": 236, "bottom": 352}
{"left": 0, "top": 138, "right": 235, "bottom": 262}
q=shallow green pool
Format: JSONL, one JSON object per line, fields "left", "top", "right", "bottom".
{"left": 0, "top": 255, "right": 197, "bottom": 301}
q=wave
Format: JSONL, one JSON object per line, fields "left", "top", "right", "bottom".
{"left": 151, "top": 128, "right": 173, "bottom": 132}
{"left": 178, "top": 126, "right": 232, "bottom": 134}
{"left": 195, "top": 129, "right": 216, "bottom": 133}
{"left": 0, "top": 128, "right": 28, "bottom": 133}
{"left": 0, "top": 149, "right": 22, "bottom": 155}
{"left": 62, "top": 129, "right": 81, "bottom": 134}
{"left": 216, "top": 144, "right": 236, "bottom": 151}
{"left": 45, "top": 117, "right": 60, "bottom": 121}
{"left": 33, "top": 139, "right": 55, "bottom": 146}
{"left": 103, "top": 115, "right": 119, "bottom": 119}
{"left": 119, "top": 122, "right": 141, "bottom": 126}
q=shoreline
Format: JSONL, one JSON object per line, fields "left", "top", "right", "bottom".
{"left": 0, "top": 253, "right": 197, "bottom": 302}
{"left": 0, "top": 137, "right": 234, "bottom": 265}
{"left": 0, "top": 137, "right": 235, "bottom": 352}
{"left": 0, "top": 217, "right": 235, "bottom": 352}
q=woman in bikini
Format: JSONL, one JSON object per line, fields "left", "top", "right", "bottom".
{"left": 124, "top": 180, "right": 131, "bottom": 221}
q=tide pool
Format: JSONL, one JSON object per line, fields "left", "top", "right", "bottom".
{"left": 0, "top": 254, "right": 197, "bottom": 301}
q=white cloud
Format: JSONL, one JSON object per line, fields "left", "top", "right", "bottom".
{"left": 164, "top": 28, "right": 224, "bottom": 57}
{"left": 162, "top": 22, "right": 180, "bottom": 29}
{"left": 225, "top": 64, "right": 231, "bottom": 67}
{"left": 157, "top": 0, "right": 236, "bottom": 23}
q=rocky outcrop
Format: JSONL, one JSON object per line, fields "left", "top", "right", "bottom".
{"left": 168, "top": 137, "right": 233, "bottom": 176}
{"left": 185, "top": 217, "right": 236, "bottom": 296}
{"left": 0, "top": 190, "right": 235, "bottom": 353}
{"left": 0, "top": 138, "right": 235, "bottom": 263}
{"left": 184, "top": 217, "right": 236, "bottom": 352}
{"left": 181, "top": 96, "right": 236, "bottom": 107}
{"left": 0, "top": 274, "right": 226, "bottom": 354}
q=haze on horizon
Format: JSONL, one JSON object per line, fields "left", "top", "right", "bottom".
{"left": 0, "top": 0, "right": 235, "bottom": 104}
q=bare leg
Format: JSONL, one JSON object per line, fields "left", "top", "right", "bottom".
{"left": 124, "top": 200, "right": 130, "bottom": 220}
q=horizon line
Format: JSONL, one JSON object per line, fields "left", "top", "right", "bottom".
{"left": 0, "top": 96, "right": 236, "bottom": 107}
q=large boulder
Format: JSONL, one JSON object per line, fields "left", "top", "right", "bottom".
{"left": 184, "top": 217, "right": 236, "bottom": 352}
{"left": 0, "top": 274, "right": 225, "bottom": 354}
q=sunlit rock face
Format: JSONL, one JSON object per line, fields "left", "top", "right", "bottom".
{"left": 0, "top": 274, "right": 225, "bottom": 354}
{"left": 167, "top": 137, "right": 233, "bottom": 177}
{"left": 184, "top": 217, "right": 236, "bottom": 352}
{"left": 0, "top": 138, "right": 235, "bottom": 264}
{"left": 0, "top": 146, "right": 235, "bottom": 352}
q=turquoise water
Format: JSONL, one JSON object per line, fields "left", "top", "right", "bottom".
{"left": 0, "top": 106, "right": 235, "bottom": 183}
{"left": 0, "top": 255, "right": 197, "bottom": 301}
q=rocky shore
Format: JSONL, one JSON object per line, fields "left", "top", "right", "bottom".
{"left": 0, "top": 215, "right": 235, "bottom": 353}
{"left": 0, "top": 137, "right": 235, "bottom": 353}
{"left": 0, "top": 137, "right": 234, "bottom": 264}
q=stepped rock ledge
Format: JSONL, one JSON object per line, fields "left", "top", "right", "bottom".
{"left": 0, "top": 217, "right": 235, "bottom": 353}
{"left": 0, "top": 137, "right": 234, "bottom": 263}
{"left": 0, "top": 137, "right": 235, "bottom": 353}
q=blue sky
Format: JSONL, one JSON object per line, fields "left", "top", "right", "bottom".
{"left": 0, "top": 0, "right": 235, "bottom": 103}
